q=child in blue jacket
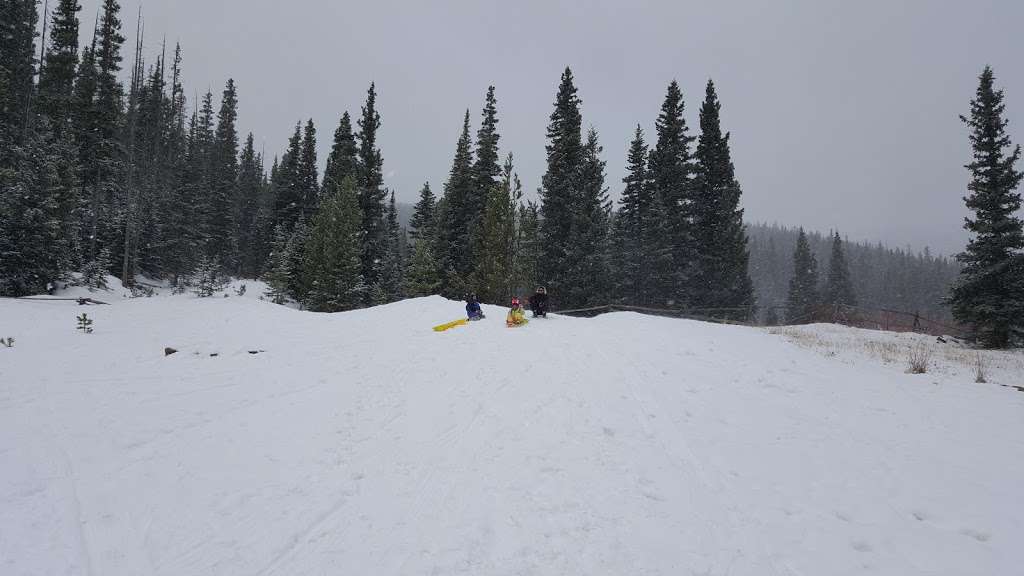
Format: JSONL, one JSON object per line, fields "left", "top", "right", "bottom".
{"left": 466, "top": 294, "right": 485, "bottom": 320}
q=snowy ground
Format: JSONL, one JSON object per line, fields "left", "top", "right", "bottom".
{"left": 2, "top": 282, "right": 1023, "bottom": 575}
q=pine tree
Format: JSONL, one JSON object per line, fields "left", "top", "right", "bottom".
{"left": 513, "top": 201, "right": 541, "bottom": 299}
{"left": 36, "top": 0, "right": 82, "bottom": 132}
{"left": 538, "top": 67, "right": 585, "bottom": 303}
{"left": 377, "top": 191, "right": 405, "bottom": 302}
{"left": 94, "top": 0, "right": 126, "bottom": 249}
{"left": 354, "top": 83, "right": 387, "bottom": 300}
{"left": 440, "top": 110, "right": 476, "bottom": 284}
{"left": 404, "top": 238, "right": 441, "bottom": 297}
{"left": 562, "top": 128, "right": 610, "bottom": 307}
{"left": 409, "top": 182, "right": 436, "bottom": 242}
{"left": 235, "top": 133, "right": 262, "bottom": 276}
{"left": 301, "top": 176, "right": 365, "bottom": 311}
{"left": 822, "top": 231, "right": 857, "bottom": 314}
{"left": 471, "top": 153, "right": 520, "bottom": 304}
{"left": 692, "top": 80, "right": 754, "bottom": 318}
{"left": 206, "top": 79, "right": 239, "bottom": 270}
{"left": 610, "top": 126, "right": 651, "bottom": 305}
{"left": 273, "top": 122, "right": 302, "bottom": 229}
{"left": 297, "top": 118, "right": 319, "bottom": 218}
{"left": 323, "top": 111, "right": 357, "bottom": 197}
{"left": 648, "top": 80, "right": 697, "bottom": 306}
{"left": 950, "top": 66, "right": 1024, "bottom": 348}
{"left": 263, "top": 223, "right": 292, "bottom": 303}
{"left": 0, "top": 0, "right": 39, "bottom": 148}
{"left": 472, "top": 85, "right": 500, "bottom": 222}
{"left": 786, "top": 229, "right": 819, "bottom": 324}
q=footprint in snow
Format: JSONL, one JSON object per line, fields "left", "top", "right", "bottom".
{"left": 960, "top": 528, "right": 991, "bottom": 542}
{"left": 851, "top": 540, "right": 872, "bottom": 553}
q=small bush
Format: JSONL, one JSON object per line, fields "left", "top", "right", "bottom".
{"left": 1, "top": 337, "right": 13, "bottom": 347}
{"left": 974, "top": 352, "right": 988, "bottom": 384}
{"left": 907, "top": 343, "right": 932, "bottom": 374}
{"left": 76, "top": 313, "right": 94, "bottom": 334}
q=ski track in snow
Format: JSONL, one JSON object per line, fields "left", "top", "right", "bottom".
{"left": 2, "top": 289, "right": 1023, "bottom": 575}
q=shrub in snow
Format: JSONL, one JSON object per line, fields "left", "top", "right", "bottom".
{"left": 192, "top": 257, "right": 227, "bottom": 298}
{"left": 906, "top": 343, "right": 931, "bottom": 374}
{"left": 974, "top": 352, "right": 988, "bottom": 384}
{"left": 76, "top": 313, "right": 93, "bottom": 334}
{"left": 1, "top": 337, "right": 13, "bottom": 348}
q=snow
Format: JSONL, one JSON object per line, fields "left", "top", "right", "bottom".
{"left": 2, "top": 287, "right": 1023, "bottom": 575}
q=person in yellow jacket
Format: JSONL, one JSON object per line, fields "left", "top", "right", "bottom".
{"left": 506, "top": 296, "right": 529, "bottom": 327}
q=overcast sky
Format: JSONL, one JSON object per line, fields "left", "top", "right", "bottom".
{"left": 61, "top": 0, "right": 1023, "bottom": 256}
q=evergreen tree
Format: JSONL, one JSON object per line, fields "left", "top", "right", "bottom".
{"left": 323, "top": 111, "right": 357, "bottom": 197}
{"left": 37, "top": 0, "right": 82, "bottom": 132}
{"left": 409, "top": 181, "right": 436, "bottom": 242}
{"left": 378, "top": 191, "right": 405, "bottom": 302}
{"left": 562, "top": 128, "right": 611, "bottom": 307}
{"left": 301, "top": 176, "right": 365, "bottom": 311}
{"left": 513, "top": 201, "right": 541, "bottom": 299}
{"left": 822, "top": 231, "right": 857, "bottom": 312}
{"left": 0, "top": 125, "right": 78, "bottom": 296}
{"left": 440, "top": 110, "right": 476, "bottom": 282}
{"left": 273, "top": 122, "right": 302, "bottom": 228}
{"left": 0, "top": 0, "right": 39, "bottom": 147}
{"left": 356, "top": 83, "right": 386, "bottom": 299}
{"left": 648, "top": 80, "right": 697, "bottom": 306}
{"left": 78, "top": 0, "right": 125, "bottom": 263}
{"left": 472, "top": 85, "right": 500, "bottom": 222}
{"left": 786, "top": 228, "right": 819, "bottom": 324}
{"left": 263, "top": 223, "right": 292, "bottom": 303}
{"left": 404, "top": 238, "right": 441, "bottom": 297}
{"left": 286, "top": 217, "right": 310, "bottom": 302}
{"left": 611, "top": 125, "right": 663, "bottom": 305}
{"left": 235, "top": 133, "right": 263, "bottom": 276}
{"left": 950, "top": 66, "right": 1024, "bottom": 348}
{"left": 538, "top": 67, "right": 585, "bottom": 303}
{"left": 471, "top": 153, "right": 520, "bottom": 304}
{"left": 206, "top": 79, "right": 239, "bottom": 269}
{"left": 692, "top": 79, "right": 754, "bottom": 318}
{"left": 297, "top": 118, "right": 319, "bottom": 218}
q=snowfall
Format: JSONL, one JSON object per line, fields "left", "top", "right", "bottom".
{"left": 2, "top": 280, "right": 1023, "bottom": 576}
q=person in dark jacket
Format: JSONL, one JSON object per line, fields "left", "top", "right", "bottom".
{"left": 466, "top": 293, "right": 485, "bottom": 320}
{"left": 528, "top": 287, "right": 548, "bottom": 318}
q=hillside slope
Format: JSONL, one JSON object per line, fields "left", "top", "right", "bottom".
{"left": 1, "top": 290, "right": 1022, "bottom": 575}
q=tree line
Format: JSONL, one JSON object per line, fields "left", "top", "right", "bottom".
{"left": 1, "top": 1, "right": 1020, "bottom": 345}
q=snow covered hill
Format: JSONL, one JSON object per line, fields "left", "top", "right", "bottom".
{"left": 2, "top": 286, "right": 1022, "bottom": 575}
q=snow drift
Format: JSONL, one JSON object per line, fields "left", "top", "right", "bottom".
{"left": 1, "top": 286, "right": 1022, "bottom": 575}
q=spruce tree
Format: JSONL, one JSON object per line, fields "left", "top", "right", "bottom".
{"left": 235, "top": 133, "right": 262, "bottom": 276}
{"left": 471, "top": 153, "right": 520, "bottom": 304}
{"left": 562, "top": 127, "right": 610, "bottom": 307}
{"left": 356, "top": 83, "right": 386, "bottom": 299}
{"left": 472, "top": 86, "right": 500, "bottom": 222}
{"left": 297, "top": 118, "right": 319, "bottom": 218}
{"left": 786, "top": 228, "right": 819, "bottom": 324}
{"left": 323, "top": 111, "right": 357, "bottom": 197}
{"left": 822, "top": 231, "right": 857, "bottom": 313}
{"left": 207, "top": 79, "right": 239, "bottom": 270}
{"left": 378, "top": 191, "right": 405, "bottom": 302}
{"left": 440, "top": 110, "right": 476, "bottom": 283}
{"left": 648, "top": 80, "right": 697, "bottom": 306}
{"left": 611, "top": 125, "right": 659, "bottom": 305}
{"left": 37, "top": 0, "right": 82, "bottom": 132}
{"left": 692, "top": 79, "right": 754, "bottom": 318}
{"left": 273, "top": 123, "right": 302, "bottom": 228}
{"left": 950, "top": 66, "right": 1024, "bottom": 348}
{"left": 0, "top": 0, "right": 39, "bottom": 147}
{"left": 263, "top": 223, "right": 292, "bottom": 303}
{"left": 513, "top": 201, "right": 541, "bottom": 298}
{"left": 301, "top": 176, "right": 365, "bottom": 311}
{"left": 409, "top": 182, "right": 436, "bottom": 242}
{"left": 404, "top": 238, "right": 442, "bottom": 297}
{"left": 538, "top": 67, "right": 585, "bottom": 303}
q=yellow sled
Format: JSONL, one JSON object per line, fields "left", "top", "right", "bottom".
{"left": 433, "top": 318, "right": 469, "bottom": 332}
